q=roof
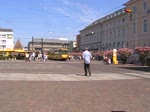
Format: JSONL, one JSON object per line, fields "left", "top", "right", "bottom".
{"left": 80, "top": 8, "right": 126, "bottom": 31}
{"left": 58, "top": 38, "right": 68, "bottom": 40}
{"left": 0, "top": 28, "right": 13, "bottom": 32}
{"left": 32, "top": 38, "right": 71, "bottom": 44}
{"left": 13, "top": 39, "right": 24, "bottom": 50}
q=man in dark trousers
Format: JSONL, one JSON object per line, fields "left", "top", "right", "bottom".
{"left": 82, "top": 47, "right": 92, "bottom": 76}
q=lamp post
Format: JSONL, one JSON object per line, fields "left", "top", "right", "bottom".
{"left": 135, "top": 13, "right": 138, "bottom": 48}
{"left": 32, "top": 36, "right": 34, "bottom": 51}
{"left": 41, "top": 38, "right": 43, "bottom": 52}
{"left": 100, "top": 23, "right": 103, "bottom": 51}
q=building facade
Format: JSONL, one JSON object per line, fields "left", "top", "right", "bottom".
{"left": 28, "top": 38, "right": 71, "bottom": 52}
{"left": 79, "top": 0, "right": 150, "bottom": 51}
{"left": 68, "top": 41, "right": 77, "bottom": 52}
{"left": 124, "top": 0, "right": 150, "bottom": 48}
{"left": 0, "top": 28, "right": 14, "bottom": 50}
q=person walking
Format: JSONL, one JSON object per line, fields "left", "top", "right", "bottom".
{"left": 82, "top": 48, "right": 92, "bottom": 76}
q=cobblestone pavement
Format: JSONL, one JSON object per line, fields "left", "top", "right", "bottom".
{"left": 0, "top": 60, "right": 149, "bottom": 81}
{"left": 0, "top": 60, "right": 150, "bottom": 112}
{"left": 0, "top": 80, "right": 150, "bottom": 112}
{"left": 0, "top": 72, "right": 149, "bottom": 81}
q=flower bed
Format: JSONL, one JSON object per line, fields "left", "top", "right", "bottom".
{"left": 117, "top": 48, "right": 133, "bottom": 64}
{"left": 135, "top": 47, "right": 150, "bottom": 66}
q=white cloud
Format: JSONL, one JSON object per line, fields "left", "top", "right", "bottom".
{"left": 60, "top": 0, "right": 72, "bottom": 5}
{"left": 54, "top": 8, "right": 70, "bottom": 17}
{"left": 75, "top": 3, "right": 99, "bottom": 22}
{"left": 55, "top": 0, "right": 100, "bottom": 23}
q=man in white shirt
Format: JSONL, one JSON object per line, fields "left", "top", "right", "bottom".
{"left": 82, "top": 48, "right": 92, "bottom": 76}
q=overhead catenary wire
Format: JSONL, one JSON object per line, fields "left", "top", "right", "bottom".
{"left": 3, "top": 1, "right": 125, "bottom": 28}
{"left": 58, "top": 4, "right": 125, "bottom": 37}
{"left": 1, "top": 1, "right": 127, "bottom": 42}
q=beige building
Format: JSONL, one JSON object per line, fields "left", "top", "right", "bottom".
{"left": 124, "top": 0, "right": 150, "bottom": 48}
{"left": 28, "top": 38, "right": 71, "bottom": 52}
{"left": 79, "top": 0, "right": 150, "bottom": 51}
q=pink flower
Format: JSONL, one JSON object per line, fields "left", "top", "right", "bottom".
{"left": 117, "top": 48, "right": 133, "bottom": 59}
{"left": 135, "top": 47, "right": 150, "bottom": 57}
{"left": 104, "top": 50, "right": 113, "bottom": 58}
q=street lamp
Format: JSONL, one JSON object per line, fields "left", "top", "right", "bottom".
{"left": 41, "top": 38, "right": 43, "bottom": 52}
{"left": 32, "top": 36, "right": 34, "bottom": 51}
{"left": 100, "top": 23, "right": 103, "bottom": 51}
{"left": 90, "top": 31, "right": 94, "bottom": 35}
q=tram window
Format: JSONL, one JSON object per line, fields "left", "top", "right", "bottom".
{"left": 61, "top": 50, "right": 68, "bottom": 54}
{"left": 55, "top": 52, "right": 59, "bottom": 54}
{"left": 0, "top": 52, "right": 6, "bottom": 55}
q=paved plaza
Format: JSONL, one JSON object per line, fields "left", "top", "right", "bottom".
{"left": 0, "top": 60, "right": 149, "bottom": 81}
{"left": 0, "top": 60, "right": 150, "bottom": 112}
{"left": 0, "top": 72, "right": 150, "bottom": 81}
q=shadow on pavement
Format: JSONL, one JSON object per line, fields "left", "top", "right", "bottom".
{"left": 111, "top": 111, "right": 126, "bottom": 112}
{"left": 76, "top": 74, "right": 87, "bottom": 76}
{"left": 118, "top": 66, "right": 150, "bottom": 72}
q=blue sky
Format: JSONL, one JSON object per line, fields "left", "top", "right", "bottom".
{"left": 0, "top": 0, "right": 128, "bottom": 46}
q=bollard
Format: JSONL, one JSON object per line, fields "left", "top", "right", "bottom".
{"left": 113, "top": 49, "right": 118, "bottom": 64}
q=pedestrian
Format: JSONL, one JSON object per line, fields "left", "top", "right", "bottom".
{"left": 37, "top": 52, "right": 42, "bottom": 63}
{"left": 32, "top": 52, "right": 35, "bottom": 60}
{"left": 103, "top": 55, "right": 111, "bottom": 65}
{"left": 103, "top": 54, "right": 108, "bottom": 64}
{"left": 28, "top": 53, "right": 32, "bottom": 62}
{"left": 82, "top": 47, "right": 92, "bottom": 76}
{"left": 43, "top": 52, "right": 47, "bottom": 62}
{"left": 35, "top": 52, "right": 38, "bottom": 61}
{"left": 25, "top": 53, "right": 29, "bottom": 62}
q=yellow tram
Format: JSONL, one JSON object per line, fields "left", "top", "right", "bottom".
{"left": 0, "top": 49, "right": 25, "bottom": 60}
{"left": 48, "top": 48, "right": 68, "bottom": 61}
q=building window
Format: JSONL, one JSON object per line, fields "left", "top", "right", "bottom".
{"left": 143, "top": 43, "right": 147, "bottom": 46}
{"left": 118, "top": 29, "right": 120, "bottom": 37}
{"left": 114, "top": 30, "right": 116, "bottom": 38}
{"left": 2, "top": 40, "right": 6, "bottom": 43}
{"left": 143, "top": 19, "right": 148, "bottom": 32}
{"left": 2, "top": 45, "right": 6, "bottom": 49}
{"left": 114, "top": 21, "right": 116, "bottom": 26}
{"left": 106, "top": 32, "right": 108, "bottom": 40}
{"left": 132, "top": 6, "right": 136, "bottom": 13}
{"left": 0, "top": 35, "right": 6, "bottom": 38}
{"left": 109, "top": 43, "right": 112, "bottom": 49}
{"left": 110, "top": 31, "right": 112, "bottom": 39}
{"left": 123, "top": 28, "right": 125, "bottom": 36}
{"left": 133, "top": 22, "right": 136, "bottom": 34}
{"left": 7, "top": 34, "right": 13, "bottom": 39}
{"left": 103, "top": 33, "right": 105, "bottom": 40}
{"left": 143, "top": 1, "right": 147, "bottom": 10}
